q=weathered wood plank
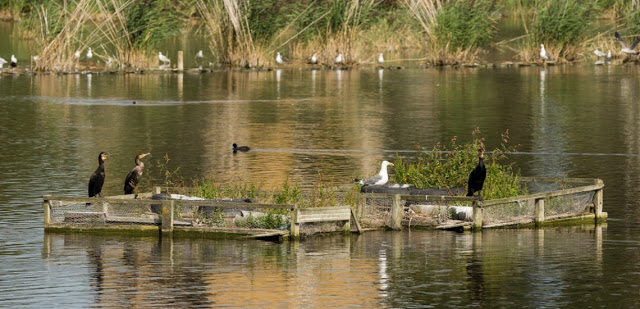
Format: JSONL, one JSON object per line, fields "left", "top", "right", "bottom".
{"left": 477, "top": 183, "right": 603, "bottom": 207}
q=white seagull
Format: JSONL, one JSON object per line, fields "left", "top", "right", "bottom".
{"left": 606, "top": 50, "right": 612, "bottom": 59}
{"left": 377, "top": 53, "right": 384, "bottom": 64}
{"left": 310, "top": 53, "right": 317, "bottom": 64}
{"left": 86, "top": 48, "right": 92, "bottom": 60}
{"left": 74, "top": 50, "right": 81, "bottom": 60}
{"left": 354, "top": 160, "right": 395, "bottom": 186}
{"left": 540, "top": 44, "right": 554, "bottom": 61}
{"left": 158, "top": 52, "right": 170, "bottom": 65}
{"left": 0, "top": 57, "right": 6, "bottom": 68}
{"left": 32, "top": 55, "right": 39, "bottom": 62}
{"left": 10, "top": 55, "right": 17, "bottom": 67}
{"left": 195, "top": 50, "right": 203, "bottom": 59}
{"left": 275, "top": 52, "right": 284, "bottom": 65}
{"left": 615, "top": 31, "right": 640, "bottom": 55}
{"left": 594, "top": 48, "right": 606, "bottom": 58}
{"left": 334, "top": 53, "right": 343, "bottom": 64}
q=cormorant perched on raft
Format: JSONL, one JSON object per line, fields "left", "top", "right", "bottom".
{"left": 87, "top": 152, "right": 109, "bottom": 205}
{"left": 232, "top": 143, "right": 250, "bottom": 152}
{"left": 124, "top": 153, "right": 150, "bottom": 197}
{"left": 467, "top": 148, "right": 486, "bottom": 200}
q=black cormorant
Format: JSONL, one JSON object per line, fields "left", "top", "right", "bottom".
{"left": 88, "top": 152, "right": 109, "bottom": 198}
{"left": 124, "top": 153, "right": 150, "bottom": 196}
{"left": 466, "top": 148, "right": 486, "bottom": 200}
{"left": 232, "top": 143, "right": 250, "bottom": 152}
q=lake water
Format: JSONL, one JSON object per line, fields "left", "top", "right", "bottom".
{"left": 3, "top": 25, "right": 640, "bottom": 306}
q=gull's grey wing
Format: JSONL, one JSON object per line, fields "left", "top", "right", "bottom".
{"left": 362, "top": 174, "right": 382, "bottom": 185}
{"left": 615, "top": 31, "right": 628, "bottom": 48}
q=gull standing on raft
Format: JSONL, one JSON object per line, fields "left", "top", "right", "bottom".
{"left": 354, "top": 160, "right": 394, "bottom": 186}
{"left": 334, "top": 53, "right": 343, "bottom": 64}
{"left": 540, "top": 44, "right": 554, "bottom": 61}
{"left": 275, "top": 52, "right": 284, "bottom": 65}
{"left": 158, "top": 52, "right": 171, "bottom": 65}
{"left": 615, "top": 31, "right": 640, "bottom": 55}
{"left": 377, "top": 53, "right": 384, "bottom": 64}
{"left": 10, "top": 55, "right": 17, "bottom": 67}
{"left": 310, "top": 53, "right": 317, "bottom": 64}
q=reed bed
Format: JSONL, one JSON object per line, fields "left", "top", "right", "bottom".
{"left": 8, "top": 0, "right": 640, "bottom": 71}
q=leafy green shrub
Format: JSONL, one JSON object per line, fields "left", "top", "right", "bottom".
{"left": 394, "top": 128, "right": 524, "bottom": 200}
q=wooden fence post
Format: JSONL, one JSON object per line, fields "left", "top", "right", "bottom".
{"left": 177, "top": 51, "right": 184, "bottom": 71}
{"left": 290, "top": 207, "right": 300, "bottom": 238}
{"left": 472, "top": 200, "right": 483, "bottom": 232}
{"left": 162, "top": 200, "right": 174, "bottom": 233}
{"left": 594, "top": 188, "right": 606, "bottom": 222}
{"left": 387, "top": 194, "right": 403, "bottom": 230}
{"left": 43, "top": 196, "right": 52, "bottom": 228}
{"left": 534, "top": 198, "right": 545, "bottom": 226}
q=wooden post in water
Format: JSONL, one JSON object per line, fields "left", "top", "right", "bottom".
{"left": 472, "top": 200, "right": 483, "bottom": 231}
{"left": 387, "top": 194, "right": 403, "bottom": 230}
{"left": 594, "top": 188, "right": 606, "bottom": 222}
{"left": 161, "top": 200, "right": 174, "bottom": 233}
{"left": 42, "top": 196, "right": 52, "bottom": 228}
{"left": 290, "top": 207, "right": 300, "bottom": 238}
{"left": 534, "top": 198, "right": 545, "bottom": 226}
{"left": 177, "top": 51, "right": 184, "bottom": 71}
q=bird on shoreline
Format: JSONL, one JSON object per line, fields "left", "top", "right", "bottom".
{"left": 594, "top": 48, "right": 606, "bottom": 58}
{"left": 232, "top": 143, "right": 250, "bottom": 152}
{"left": 354, "top": 160, "right": 394, "bottom": 186}
{"left": 158, "top": 52, "right": 170, "bottom": 66}
{"left": 87, "top": 48, "right": 92, "bottom": 61}
{"left": 0, "top": 56, "right": 6, "bottom": 68}
{"left": 539, "top": 44, "right": 554, "bottom": 61}
{"left": 334, "top": 53, "right": 343, "bottom": 65}
{"left": 310, "top": 53, "right": 317, "bottom": 64}
{"left": 276, "top": 52, "right": 284, "bottom": 65}
{"left": 466, "top": 148, "right": 486, "bottom": 201}
{"left": 10, "top": 55, "right": 17, "bottom": 68}
{"left": 195, "top": 50, "right": 204, "bottom": 68}
{"left": 124, "top": 153, "right": 150, "bottom": 197}
{"left": 377, "top": 53, "right": 384, "bottom": 64}
{"left": 89, "top": 152, "right": 109, "bottom": 198}
{"left": 615, "top": 31, "right": 640, "bottom": 55}
{"left": 74, "top": 50, "right": 81, "bottom": 60}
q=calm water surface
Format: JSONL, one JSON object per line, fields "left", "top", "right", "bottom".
{"left": 2, "top": 57, "right": 640, "bottom": 307}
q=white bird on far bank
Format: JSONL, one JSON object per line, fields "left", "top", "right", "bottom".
{"left": 615, "top": 31, "right": 640, "bottom": 55}
{"left": 86, "top": 48, "right": 92, "bottom": 60}
{"left": 158, "top": 52, "right": 170, "bottom": 65}
{"left": 33, "top": 55, "right": 39, "bottom": 62}
{"left": 594, "top": 48, "right": 606, "bottom": 58}
{"left": 540, "top": 44, "right": 554, "bottom": 61}
{"left": 74, "top": 50, "right": 81, "bottom": 60}
{"left": 195, "top": 50, "right": 203, "bottom": 59}
{"left": 10, "top": 55, "right": 17, "bottom": 67}
{"left": 275, "top": 52, "right": 284, "bottom": 65}
{"left": 377, "top": 53, "right": 384, "bottom": 64}
{"left": 310, "top": 53, "right": 317, "bottom": 64}
{"left": 606, "top": 50, "right": 612, "bottom": 59}
{"left": 0, "top": 57, "right": 6, "bottom": 68}
{"left": 334, "top": 53, "right": 343, "bottom": 64}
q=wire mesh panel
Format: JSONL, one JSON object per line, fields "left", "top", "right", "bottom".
{"left": 545, "top": 191, "right": 595, "bottom": 217}
{"left": 483, "top": 200, "right": 535, "bottom": 226}
{"left": 50, "top": 199, "right": 159, "bottom": 226}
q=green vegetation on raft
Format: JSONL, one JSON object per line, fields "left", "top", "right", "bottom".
{"left": 393, "top": 128, "right": 525, "bottom": 200}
